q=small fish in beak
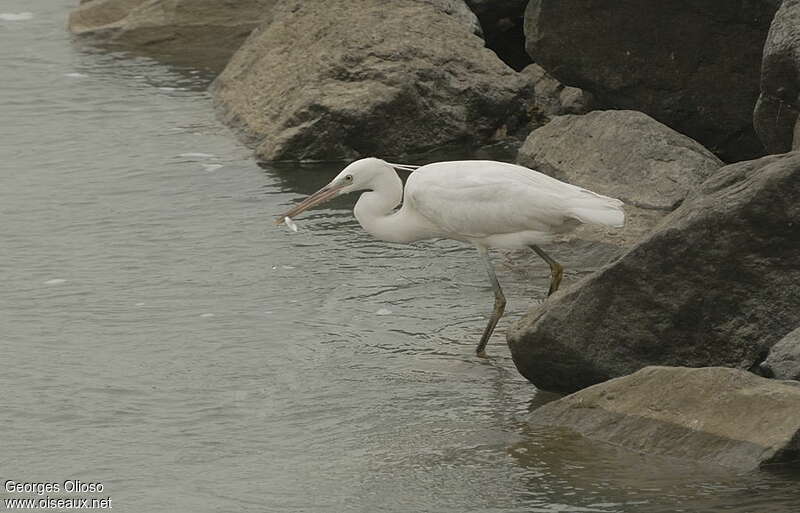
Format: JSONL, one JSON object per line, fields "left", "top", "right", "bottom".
{"left": 284, "top": 216, "right": 299, "bottom": 232}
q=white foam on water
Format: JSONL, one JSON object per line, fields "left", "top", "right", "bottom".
{"left": 200, "top": 313, "right": 215, "bottom": 318}
{"left": 375, "top": 308, "right": 392, "bottom": 316}
{"left": 64, "top": 72, "right": 87, "bottom": 78}
{"left": 135, "top": 302, "right": 145, "bottom": 306}
{"left": 202, "top": 164, "right": 223, "bottom": 172}
{"left": 44, "top": 278, "right": 66, "bottom": 285}
{"left": 158, "top": 87, "right": 180, "bottom": 91}
{"left": 0, "top": 12, "right": 34, "bottom": 21}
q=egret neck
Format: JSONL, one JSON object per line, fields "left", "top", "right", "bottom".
{"left": 353, "top": 169, "right": 433, "bottom": 244}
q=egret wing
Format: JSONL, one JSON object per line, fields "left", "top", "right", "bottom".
{"left": 405, "top": 161, "right": 622, "bottom": 238}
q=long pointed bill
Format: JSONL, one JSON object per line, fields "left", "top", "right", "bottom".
{"left": 274, "top": 184, "right": 345, "bottom": 224}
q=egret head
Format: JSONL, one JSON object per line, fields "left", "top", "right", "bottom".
{"left": 274, "top": 158, "right": 395, "bottom": 223}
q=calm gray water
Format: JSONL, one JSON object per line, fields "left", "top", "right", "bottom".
{"left": 2, "top": 2, "right": 799, "bottom": 512}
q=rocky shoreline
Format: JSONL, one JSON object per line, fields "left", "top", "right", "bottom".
{"left": 69, "top": 0, "right": 800, "bottom": 469}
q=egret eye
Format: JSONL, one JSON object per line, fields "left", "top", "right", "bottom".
{"left": 345, "top": 175, "right": 353, "bottom": 182}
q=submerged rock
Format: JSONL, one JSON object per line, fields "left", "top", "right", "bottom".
{"left": 517, "top": 110, "right": 722, "bottom": 211}
{"left": 68, "top": 0, "right": 276, "bottom": 71}
{"left": 754, "top": 0, "right": 800, "bottom": 154}
{"left": 211, "top": 0, "right": 530, "bottom": 162}
{"left": 760, "top": 327, "right": 800, "bottom": 380}
{"left": 524, "top": 0, "right": 777, "bottom": 162}
{"left": 508, "top": 152, "right": 800, "bottom": 394}
{"left": 529, "top": 366, "right": 800, "bottom": 469}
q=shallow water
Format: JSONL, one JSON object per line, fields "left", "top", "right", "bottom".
{"left": 1, "top": 1, "right": 799, "bottom": 511}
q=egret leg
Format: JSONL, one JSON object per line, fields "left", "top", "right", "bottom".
{"left": 530, "top": 245, "right": 563, "bottom": 296}
{"left": 475, "top": 246, "right": 506, "bottom": 358}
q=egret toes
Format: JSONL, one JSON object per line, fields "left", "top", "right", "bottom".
{"left": 531, "top": 244, "right": 564, "bottom": 296}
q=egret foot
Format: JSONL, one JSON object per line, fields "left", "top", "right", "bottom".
{"left": 531, "top": 245, "right": 564, "bottom": 297}
{"left": 548, "top": 261, "right": 563, "bottom": 296}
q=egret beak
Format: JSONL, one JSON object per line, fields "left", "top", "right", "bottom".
{"left": 274, "top": 184, "right": 345, "bottom": 224}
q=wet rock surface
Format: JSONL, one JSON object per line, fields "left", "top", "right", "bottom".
{"left": 528, "top": 366, "right": 800, "bottom": 469}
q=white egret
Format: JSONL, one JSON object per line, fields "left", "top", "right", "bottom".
{"left": 276, "top": 158, "right": 624, "bottom": 357}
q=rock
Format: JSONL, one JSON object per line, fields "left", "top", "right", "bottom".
{"left": 465, "top": 0, "right": 531, "bottom": 70}
{"left": 69, "top": 0, "right": 147, "bottom": 30}
{"left": 754, "top": 0, "right": 800, "bottom": 154}
{"left": 422, "top": 0, "right": 483, "bottom": 37}
{"left": 212, "top": 0, "right": 530, "bottom": 162}
{"left": 508, "top": 152, "right": 800, "bottom": 394}
{"left": 524, "top": 0, "right": 778, "bottom": 162}
{"left": 518, "top": 64, "right": 593, "bottom": 121}
{"left": 528, "top": 366, "right": 800, "bottom": 469}
{"left": 68, "top": 0, "right": 277, "bottom": 71}
{"left": 517, "top": 110, "right": 722, "bottom": 211}
{"left": 760, "top": 327, "right": 800, "bottom": 380}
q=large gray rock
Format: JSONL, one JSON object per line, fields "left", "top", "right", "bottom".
{"left": 524, "top": 0, "right": 778, "bottom": 162}
{"left": 517, "top": 110, "right": 722, "bottom": 211}
{"left": 68, "top": 0, "right": 276, "bottom": 71}
{"left": 754, "top": 0, "right": 800, "bottom": 154}
{"left": 211, "top": 0, "right": 531, "bottom": 162}
{"left": 760, "top": 327, "right": 800, "bottom": 380}
{"left": 508, "top": 152, "right": 800, "bottom": 394}
{"left": 529, "top": 366, "right": 800, "bottom": 469}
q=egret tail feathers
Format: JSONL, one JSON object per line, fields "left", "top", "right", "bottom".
{"left": 568, "top": 195, "right": 625, "bottom": 228}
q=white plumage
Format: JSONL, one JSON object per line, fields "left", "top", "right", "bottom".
{"left": 277, "top": 157, "right": 624, "bottom": 356}
{"left": 405, "top": 160, "right": 623, "bottom": 248}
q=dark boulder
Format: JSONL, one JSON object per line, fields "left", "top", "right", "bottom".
{"left": 754, "top": 0, "right": 800, "bottom": 154}
{"left": 508, "top": 152, "right": 800, "bottom": 394}
{"left": 529, "top": 366, "right": 800, "bottom": 469}
{"left": 524, "top": 0, "right": 778, "bottom": 162}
